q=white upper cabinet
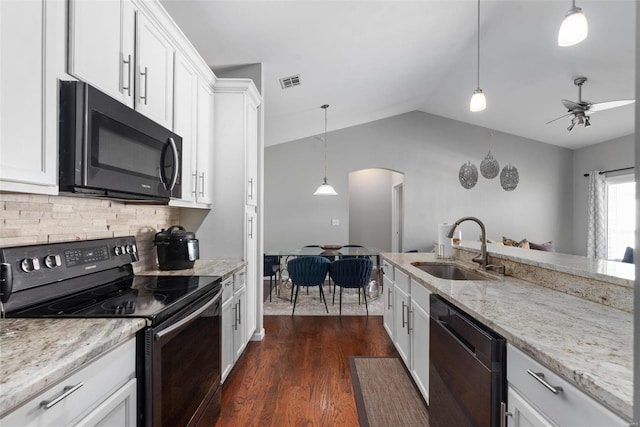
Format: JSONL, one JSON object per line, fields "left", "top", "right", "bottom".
{"left": 173, "top": 52, "right": 198, "bottom": 203}
{"left": 0, "top": 0, "right": 61, "bottom": 194}
{"left": 135, "top": 11, "right": 174, "bottom": 129}
{"left": 68, "top": 0, "right": 135, "bottom": 108}
{"left": 68, "top": 0, "right": 174, "bottom": 129}
{"left": 195, "top": 79, "right": 214, "bottom": 205}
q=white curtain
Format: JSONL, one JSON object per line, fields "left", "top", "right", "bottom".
{"left": 586, "top": 171, "right": 607, "bottom": 259}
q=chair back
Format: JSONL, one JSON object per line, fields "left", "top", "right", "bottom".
{"left": 330, "top": 258, "right": 373, "bottom": 288}
{"left": 263, "top": 255, "right": 279, "bottom": 277}
{"left": 288, "top": 256, "right": 331, "bottom": 286}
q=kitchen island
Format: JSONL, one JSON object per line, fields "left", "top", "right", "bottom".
{"left": 382, "top": 250, "right": 633, "bottom": 422}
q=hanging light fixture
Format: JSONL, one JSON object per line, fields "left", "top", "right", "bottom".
{"left": 558, "top": 0, "right": 588, "bottom": 47}
{"left": 469, "top": 0, "right": 486, "bottom": 112}
{"left": 313, "top": 104, "right": 338, "bottom": 196}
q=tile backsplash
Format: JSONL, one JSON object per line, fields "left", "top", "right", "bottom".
{"left": 0, "top": 193, "right": 180, "bottom": 272}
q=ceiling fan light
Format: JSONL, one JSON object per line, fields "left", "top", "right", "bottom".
{"left": 558, "top": 6, "right": 588, "bottom": 47}
{"left": 470, "top": 89, "right": 486, "bottom": 112}
{"left": 314, "top": 178, "right": 338, "bottom": 196}
{"left": 584, "top": 116, "right": 591, "bottom": 127}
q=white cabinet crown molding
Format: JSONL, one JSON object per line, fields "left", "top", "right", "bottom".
{"left": 213, "top": 79, "right": 262, "bottom": 106}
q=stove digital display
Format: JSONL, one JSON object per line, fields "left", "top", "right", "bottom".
{"left": 65, "top": 245, "right": 110, "bottom": 267}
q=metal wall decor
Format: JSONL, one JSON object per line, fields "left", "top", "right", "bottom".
{"left": 500, "top": 164, "right": 519, "bottom": 191}
{"left": 480, "top": 151, "right": 500, "bottom": 179}
{"left": 459, "top": 161, "right": 479, "bottom": 189}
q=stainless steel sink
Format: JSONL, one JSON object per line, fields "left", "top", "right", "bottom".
{"left": 410, "top": 262, "right": 488, "bottom": 281}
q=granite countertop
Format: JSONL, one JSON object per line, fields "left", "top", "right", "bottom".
{"left": 381, "top": 252, "right": 633, "bottom": 421}
{"left": 137, "top": 258, "right": 246, "bottom": 279}
{"left": 0, "top": 318, "right": 147, "bottom": 417}
{"left": 458, "top": 241, "right": 634, "bottom": 287}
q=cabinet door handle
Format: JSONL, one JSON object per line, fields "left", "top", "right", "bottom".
{"left": 122, "top": 54, "right": 132, "bottom": 96}
{"left": 233, "top": 303, "right": 238, "bottom": 330}
{"left": 140, "top": 66, "right": 148, "bottom": 104}
{"left": 527, "top": 369, "right": 564, "bottom": 394}
{"left": 500, "top": 402, "right": 512, "bottom": 427}
{"left": 401, "top": 300, "right": 407, "bottom": 329}
{"left": 192, "top": 171, "right": 197, "bottom": 195}
{"left": 407, "top": 308, "right": 412, "bottom": 333}
{"left": 40, "top": 382, "right": 84, "bottom": 409}
{"left": 237, "top": 299, "right": 242, "bottom": 325}
{"left": 248, "top": 217, "right": 253, "bottom": 239}
{"left": 199, "top": 172, "right": 205, "bottom": 196}
{"left": 247, "top": 178, "right": 253, "bottom": 201}
{"left": 387, "top": 287, "right": 392, "bottom": 309}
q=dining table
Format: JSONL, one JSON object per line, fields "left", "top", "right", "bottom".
{"left": 264, "top": 245, "right": 384, "bottom": 301}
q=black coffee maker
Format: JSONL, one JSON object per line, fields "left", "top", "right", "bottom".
{"left": 153, "top": 225, "right": 200, "bottom": 270}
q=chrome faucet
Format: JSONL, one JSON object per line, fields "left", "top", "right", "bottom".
{"left": 447, "top": 216, "right": 505, "bottom": 274}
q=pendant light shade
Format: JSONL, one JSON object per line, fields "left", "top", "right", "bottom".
{"left": 469, "top": 0, "right": 486, "bottom": 112}
{"left": 470, "top": 89, "right": 486, "bottom": 112}
{"left": 314, "top": 104, "right": 338, "bottom": 196}
{"left": 558, "top": 1, "right": 588, "bottom": 47}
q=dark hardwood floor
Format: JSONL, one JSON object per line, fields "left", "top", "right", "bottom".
{"left": 215, "top": 315, "right": 398, "bottom": 426}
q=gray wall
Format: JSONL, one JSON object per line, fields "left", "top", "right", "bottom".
{"left": 264, "top": 111, "right": 575, "bottom": 253}
{"left": 572, "top": 134, "right": 634, "bottom": 256}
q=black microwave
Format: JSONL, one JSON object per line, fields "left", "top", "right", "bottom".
{"left": 59, "top": 81, "right": 182, "bottom": 201}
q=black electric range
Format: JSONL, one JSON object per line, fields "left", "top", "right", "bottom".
{"left": 0, "top": 236, "right": 220, "bottom": 324}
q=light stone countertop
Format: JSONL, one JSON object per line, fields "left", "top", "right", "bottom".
{"left": 137, "top": 258, "right": 246, "bottom": 279}
{"left": 0, "top": 318, "right": 147, "bottom": 417}
{"left": 381, "top": 252, "right": 633, "bottom": 422}
{"left": 458, "top": 241, "right": 634, "bottom": 287}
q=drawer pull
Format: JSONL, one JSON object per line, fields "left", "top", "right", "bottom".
{"left": 527, "top": 369, "right": 563, "bottom": 394}
{"left": 40, "top": 382, "right": 84, "bottom": 409}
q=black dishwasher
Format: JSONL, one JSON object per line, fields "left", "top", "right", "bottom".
{"left": 429, "top": 294, "right": 506, "bottom": 427}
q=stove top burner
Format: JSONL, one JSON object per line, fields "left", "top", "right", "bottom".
{"left": 10, "top": 274, "right": 221, "bottom": 324}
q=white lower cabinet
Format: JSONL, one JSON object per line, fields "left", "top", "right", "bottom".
{"left": 382, "top": 260, "right": 394, "bottom": 337}
{"left": 221, "top": 269, "right": 249, "bottom": 383}
{"left": 507, "top": 387, "right": 555, "bottom": 427}
{"left": 409, "top": 281, "right": 430, "bottom": 404}
{"left": 393, "top": 282, "right": 411, "bottom": 365}
{"left": 388, "top": 266, "right": 430, "bottom": 404}
{"left": 507, "top": 344, "right": 631, "bottom": 427}
{"left": 0, "top": 338, "right": 136, "bottom": 427}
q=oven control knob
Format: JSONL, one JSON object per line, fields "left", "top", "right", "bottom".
{"left": 114, "top": 246, "right": 123, "bottom": 256}
{"left": 125, "top": 244, "right": 136, "bottom": 254}
{"left": 44, "top": 254, "right": 62, "bottom": 269}
{"left": 20, "top": 257, "right": 41, "bottom": 273}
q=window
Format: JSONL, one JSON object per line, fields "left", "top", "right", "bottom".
{"left": 606, "top": 174, "right": 635, "bottom": 260}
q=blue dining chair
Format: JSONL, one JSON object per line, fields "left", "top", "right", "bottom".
{"left": 263, "top": 255, "right": 280, "bottom": 302}
{"left": 288, "top": 256, "right": 331, "bottom": 315}
{"left": 329, "top": 258, "right": 373, "bottom": 316}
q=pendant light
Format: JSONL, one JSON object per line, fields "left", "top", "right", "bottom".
{"left": 469, "top": 0, "right": 486, "bottom": 112}
{"left": 313, "top": 104, "right": 338, "bottom": 196}
{"left": 558, "top": 0, "right": 588, "bottom": 47}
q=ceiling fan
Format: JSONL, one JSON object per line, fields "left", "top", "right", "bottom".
{"left": 546, "top": 76, "right": 635, "bottom": 131}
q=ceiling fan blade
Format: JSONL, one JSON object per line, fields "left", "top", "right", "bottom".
{"left": 589, "top": 99, "right": 635, "bottom": 112}
{"left": 561, "top": 99, "right": 583, "bottom": 110}
{"left": 545, "top": 112, "right": 572, "bottom": 125}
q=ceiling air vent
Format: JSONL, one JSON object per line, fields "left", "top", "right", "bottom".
{"left": 279, "top": 74, "right": 301, "bottom": 89}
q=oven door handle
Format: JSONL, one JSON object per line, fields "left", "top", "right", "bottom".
{"left": 154, "top": 291, "right": 221, "bottom": 341}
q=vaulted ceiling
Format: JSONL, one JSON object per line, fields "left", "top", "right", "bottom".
{"left": 161, "top": 0, "right": 635, "bottom": 149}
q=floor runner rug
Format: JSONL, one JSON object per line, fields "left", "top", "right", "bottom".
{"left": 350, "top": 356, "right": 430, "bottom": 427}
